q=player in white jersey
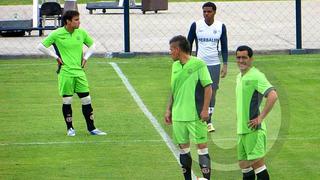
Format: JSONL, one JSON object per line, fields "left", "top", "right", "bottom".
{"left": 188, "top": 2, "right": 228, "bottom": 132}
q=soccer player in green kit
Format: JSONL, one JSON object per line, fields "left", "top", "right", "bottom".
{"left": 235, "top": 45, "right": 278, "bottom": 180}
{"left": 37, "top": 10, "right": 106, "bottom": 136}
{"left": 164, "top": 35, "right": 212, "bottom": 180}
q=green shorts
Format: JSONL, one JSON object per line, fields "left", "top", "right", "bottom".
{"left": 58, "top": 74, "right": 89, "bottom": 96}
{"left": 172, "top": 120, "right": 207, "bottom": 145}
{"left": 237, "top": 129, "right": 267, "bottom": 161}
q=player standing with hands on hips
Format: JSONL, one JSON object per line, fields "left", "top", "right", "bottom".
{"left": 235, "top": 45, "right": 277, "bottom": 180}
{"left": 188, "top": 2, "right": 228, "bottom": 132}
{"left": 37, "top": 10, "right": 106, "bottom": 136}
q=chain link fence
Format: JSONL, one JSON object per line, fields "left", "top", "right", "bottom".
{"left": 0, "top": 0, "right": 319, "bottom": 57}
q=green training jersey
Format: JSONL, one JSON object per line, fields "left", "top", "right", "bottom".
{"left": 42, "top": 27, "right": 94, "bottom": 77}
{"left": 236, "top": 67, "right": 274, "bottom": 134}
{"left": 171, "top": 56, "right": 212, "bottom": 122}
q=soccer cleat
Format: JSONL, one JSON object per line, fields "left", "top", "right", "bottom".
{"left": 90, "top": 129, "right": 107, "bottom": 135}
{"left": 207, "top": 123, "right": 215, "bottom": 132}
{"left": 67, "top": 128, "right": 76, "bottom": 136}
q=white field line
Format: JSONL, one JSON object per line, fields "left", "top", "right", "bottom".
{"left": 107, "top": 62, "right": 199, "bottom": 177}
{"left": 1, "top": 137, "right": 319, "bottom": 146}
{"left": 0, "top": 139, "right": 163, "bottom": 146}
{"left": 109, "top": 62, "right": 180, "bottom": 159}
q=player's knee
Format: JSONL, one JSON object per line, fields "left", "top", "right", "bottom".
{"left": 80, "top": 95, "right": 91, "bottom": 105}
{"left": 63, "top": 96, "right": 73, "bottom": 104}
{"left": 179, "top": 143, "right": 190, "bottom": 149}
{"left": 251, "top": 158, "right": 265, "bottom": 169}
{"left": 239, "top": 161, "right": 251, "bottom": 169}
{"left": 197, "top": 143, "right": 207, "bottom": 149}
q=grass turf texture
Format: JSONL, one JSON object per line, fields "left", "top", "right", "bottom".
{"left": 0, "top": 54, "right": 319, "bottom": 179}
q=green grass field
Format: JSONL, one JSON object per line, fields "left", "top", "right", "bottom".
{"left": 0, "top": 54, "right": 319, "bottom": 179}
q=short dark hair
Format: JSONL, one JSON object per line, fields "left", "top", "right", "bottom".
{"left": 202, "top": 2, "right": 216, "bottom": 11}
{"left": 236, "top": 45, "right": 253, "bottom": 57}
{"left": 62, "top": 10, "right": 80, "bottom": 25}
{"left": 169, "top": 35, "right": 191, "bottom": 54}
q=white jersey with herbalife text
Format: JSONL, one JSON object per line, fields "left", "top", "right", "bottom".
{"left": 196, "top": 19, "right": 223, "bottom": 66}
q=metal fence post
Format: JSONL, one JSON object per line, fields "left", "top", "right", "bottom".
{"left": 291, "top": 0, "right": 306, "bottom": 54}
{"left": 124, "top": 0, "right": 130, "bottom": 52}
{"left": 296, "top": 0, "right": 302, "bottom": 49}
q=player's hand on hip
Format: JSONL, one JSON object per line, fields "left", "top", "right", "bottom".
{"left": 221, "top": 64, "right": 228, "bottom": 78}
{"left": 248, "top": 116, "right": 262, "bottom": 129}
{"left": 56, "top": 57, "right": 63, "bottom": 65}
{"left": 200, "top": 110, "right": 209, "bottom": 122}
{"left": 164, "top": 110, "right": 172, "bottom": 125}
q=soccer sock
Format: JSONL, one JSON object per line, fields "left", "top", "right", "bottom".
{"left": 82, "top": 104, "right": 96, "bottom": 131}
{"left": 255, "top": 165, "right": 269, "bottom": 180}
{"left": 207, "top": 107, "right": 215, "bottom": 124}
{"left": 62, "top": 104, "right": 73, "bottom": 129}
{"left": 179, "top": 148, "right": 192, "bottom": 180}
{"left": 198, "top": 148, "right": 211, "bottom": 180}
{"left": 80, "top": 95, "right": 96, "bottom": 131}
{"left": 207, "top": 116, "right": 212, "bottom": 124}
{"left": 242, "top": 167, "right": 255, "bottom": 180}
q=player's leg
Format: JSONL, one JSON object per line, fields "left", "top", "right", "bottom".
{"left": 179, "top": 143, "right": 192, "bottom": 180}
{"left": 239, "top": 159, "right": 269, "bottom": 180}
{"left": 207, "top": 65, "right": 221, "bottom": 132}
{"left": 194, "top": 120, "right": 211, "bottom": 179}
{"left": 249, "top": 130, "right": 269, "bottom": 180}
{"left": 62, "top": 95, "right": 75, "bottom": 136}
{"left": 197, "top": 143, "right": 211, "bottom": 180}
{"left": 238, "top": 134, "right": 256, "bottom": 180}
{"left": 239, "top": 130, "right": 269, "bottom": 180}
{"left": 252, "top": 159, "right": 269, "bottom": 180}
{"left": 239, "top": 161, "right": 255, "bottom": 180}
{"left": 76, "top": 92, "right": 106, "bottom": 135}
{"left": 76, "top": 75, "right": 106, "bottom": 135}
{"left": 173, "top": 121, "right": 192, "bottom": 180}
{"left": 58, "top": 75, "right": 75, "bottom": 136}
{"left": 77, "top": 92, "right": 95, "bottom": 131}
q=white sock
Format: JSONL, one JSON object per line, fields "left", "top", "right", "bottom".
{"left": 254, "top": 165, "right": 267, "bottom": 174}
{"left": 242, "top": 167, "right": 253, "bottom": 173}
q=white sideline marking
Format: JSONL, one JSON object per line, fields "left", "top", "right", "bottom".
{"left": 108, "top": 62, "right": 196, "bottom": 176}
{"left": 109, "top": 62, "right": 179, "bottom": 158}
{"left": 0, "top": 139, "right": 163, "bottom": 146}
{"left": 1, "top": 137, "right": 319, "bottom": 146}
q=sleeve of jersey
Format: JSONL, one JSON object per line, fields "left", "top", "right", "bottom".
{"left": 220, "top": 24, "right": 228, "bottom": 64}
{"left": 42, "top": 32, "right": 56, "bottom": 48}
{"left": 187, "top": 22, "right": 196, "bottom": 53}
{"left": 256, "top": 72, "right": 274, "bottom": 96}
{"left": 83, "top": 29, "right": 94, "bottom": 47}
{"left": 199, "top": 63, "right": 213, "bottom": 87}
